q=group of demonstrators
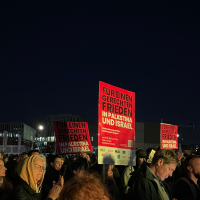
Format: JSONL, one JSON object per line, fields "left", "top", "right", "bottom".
{"left": 0, "top": 148, "right": 200, "bottom": 200}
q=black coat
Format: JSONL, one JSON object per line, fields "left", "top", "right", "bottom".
{"left": 129, "top": 163, "right": 172, "bottom": 200}
{"left": 174, "top": 176, "right": 200, "bottom": 200}
{"left": 6, "top": 160, "right": 18, "bottom": 182}
{"left": 165, "top": 164, "right": 183, "bottom": 197}
{"left": 0, "top": 189, "right": 13, "bottom": 200}
{"left": 13, "top": 179, "right": 52, "bottom": 200}
{"left": 43, "top": 166, "right": 61, "bottom": 188}
{"left": 42, "top": 166, "right": 61, "bottom": 198}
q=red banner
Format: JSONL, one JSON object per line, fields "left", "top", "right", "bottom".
{"left": 98, "top": 82, "right": 135, "bottom": 165}
{"left": 160, "top": 123, "right": 178, "bottom": 149}
{"left": 53, "top": 122, "right": 93, "bottom": 154}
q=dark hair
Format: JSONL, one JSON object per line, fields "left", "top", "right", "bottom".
{"left": 46, "top": 154, "right": 54, "bottom": 166}
{"left": 184, "top": 153, "right": 189, "bottom": 158}
{"left": 183, "top": 155, "right": 200, "bottom": 173}
{"left": 77, "top": 156, "right": 89, "bottom": 169}
{"left": 50, "top": 155, "right": 62, "bottom": 163}
{"left": 90, "top": 154, "right": 97, "bottom": 164}
{"left": 60, "top": 155, "right": 66, "bottom": 162}
{"left": 71, "top": 161, "right": 85, "bottom": 172}
{"left": 28, "top": 150, "right": 39, "bottom": 156}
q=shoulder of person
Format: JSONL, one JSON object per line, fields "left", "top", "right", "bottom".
{"left": 13, "top": 185, "right": 29, "bottom": 200}
{"left": 175, "top": 177, "right": 193, "bottom": 186}
{"left": 174, "top": 177, "right": 197, "bottom": 200}
{"left": 14, "top": 185, "right": 25, "bottom": 195}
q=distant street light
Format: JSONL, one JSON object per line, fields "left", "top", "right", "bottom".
{"left": 177, "top": 134, "right": 179, "bottom": 137}
{"left": 39, "top": 125, "right": 44, "bottom": 130}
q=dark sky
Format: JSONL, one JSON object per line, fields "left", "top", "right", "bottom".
{"left": 0, "top": 0, "right": 199, "bottom": 144}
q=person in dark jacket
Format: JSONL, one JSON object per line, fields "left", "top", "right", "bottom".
{"left": 174, "top": 155, "right": 200, "bottom": 200}
{"left": 42, "top": 155, "right": 63, "bottom": 198}
{"left": 129, "top": 149, "right": 179, "bottom": 200}
{"left": 14, "top": 154, "right": 63, "bottom": 200}
{"left": 122, "top": 149, "right": 148, "bottom": 196}
{"left": 5, "top": 155, "right": 18, "bottom": 183}
{"left": 0, "top": 159, "right": 13, "bottom": 200}
{"left": 102, "top": 164, "right": 120, "bottom": 200}
{"left": 165, "top": 152, "right": 184, "bottom": 197}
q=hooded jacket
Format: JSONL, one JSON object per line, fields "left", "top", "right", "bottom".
{"left": 14, "top": 155, "right": 52, "bottom": 200}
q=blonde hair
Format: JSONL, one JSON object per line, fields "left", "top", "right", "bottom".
{"left": 35, "top": 154, "right": 46, "bottom": 169}
{"left": 151, "top": 149, "right": 179, "bottom": 166}
{"left": 17, "top": 155, "right": 46, "bottom": 192}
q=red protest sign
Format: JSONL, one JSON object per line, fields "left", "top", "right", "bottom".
{"left": 53, "top": 121, "right": 93, "bottom": 154}
{"left": 160, "top": 123, "right": 178, "bottom": 149}
{"left": 98, "top": 81, "right": 135, "bottom": 165}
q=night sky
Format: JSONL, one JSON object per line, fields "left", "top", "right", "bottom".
{"left": 0, "top": 0, "right": 200, "bottom": 144}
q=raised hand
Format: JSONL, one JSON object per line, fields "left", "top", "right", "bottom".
{"left": 48, "top": 176, "right": 64, "bottom": 200}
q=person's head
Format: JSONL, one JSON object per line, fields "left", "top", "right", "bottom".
{"left": 60, "top": 156, "right": 65, "bottom": 165}
{"left": 182, "top": 153, "right": 189, "bottom": 162}
{"left": 28, "top": 150, "right": 39, "bottom": 157}
{"left": 46, "top": 154, "right": 54, "bottom": 166}
{"left": 86, "top": 154, "right": 91, "bottom": 162}
{"left": 17, "top": 155, "right": 46, "bottom": 192}
{"left": 0, "top": 159, "right": 7, "bottom": 177}
{"left": 0, "top": 159, "right": 13, "bottom": 190}
{"left": 71, "top": 161, "right": 85, "bottom": 178}
{"left": 101, "top": 164, "right": 113, "bottom": 183}
{"left": 80, "top": 153, "right": 87, "bottom": 158}
{"left": 13, "top": 155, "right": 18, "bottom": 161}
{"left": 60, "top": 172, "right": 112, "bottom": 200}
{"left": 90, "top": 155, "right": 97, "bottom": 166}
{"left": 3, "top": 155, "right": 9, "bottom": 163}
{"left": 136, "top": 149, "right": 148, "bottom": 166}
{"left": 17, "top": 152, "right": 28, "bottom": 163}
{"left": 34, "top": 156, "right": 46, "bottom": 182}
{"left": 105, "top": 165, "right": 113, "bottom": 179}
{"left": 50, "top": 155, "right": 62, "bottom": 171}
{"left": 184, "top": 155, "right": 200, "bottom": 179}
{"left": 150, "top": 149, "right": 179, "bottom": 181}
{"left": 71, "top": 155, "right": 76, "bottom": 161}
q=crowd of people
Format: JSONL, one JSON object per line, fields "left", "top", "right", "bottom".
{"left": 0, "top": 148, "right": 200, "bottom": 200}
